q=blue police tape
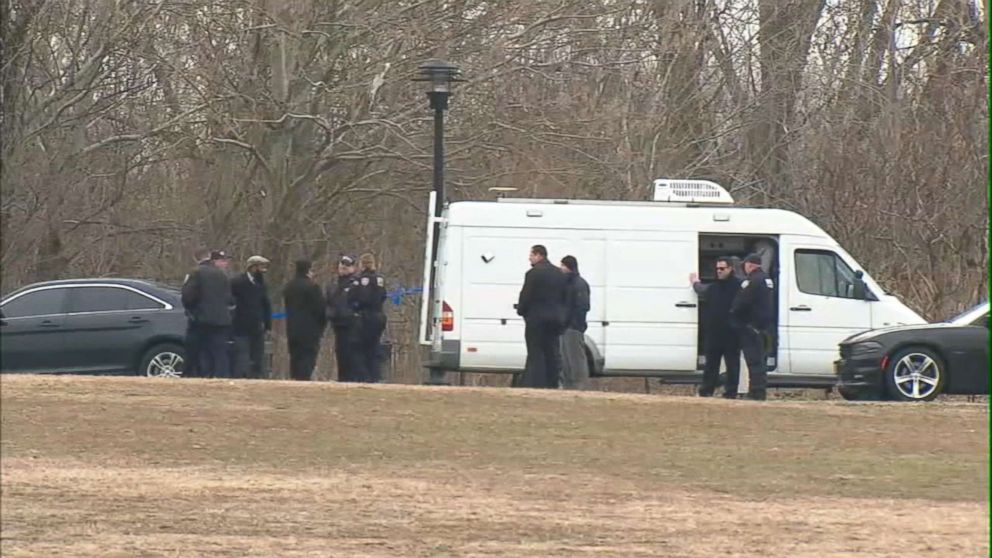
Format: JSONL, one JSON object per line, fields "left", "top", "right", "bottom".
{"left": 269, "top": 287, "right": 422, "bottom": 320}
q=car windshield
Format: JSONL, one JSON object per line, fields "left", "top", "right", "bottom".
{"left": 947, "top": 302, "right": 990, "bottom": 326}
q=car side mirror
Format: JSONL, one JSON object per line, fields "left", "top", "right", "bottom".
{"left": 852, "top": 271, "right": 867, "bottom": 300}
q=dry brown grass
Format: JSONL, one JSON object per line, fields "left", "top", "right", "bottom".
{"left": 1, "top": 375, "right": 988, "bottom": 557}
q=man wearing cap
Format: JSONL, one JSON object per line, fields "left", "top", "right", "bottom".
{"left": 348, "top": 253, "right": 388, "bottom": 383}
{"left": 325, "top": 255, "right": 361, "bottom": 382}
{"left": 559, "top": 255, "right": 591, "bottom": 389}
{"left": 730, "top": 253, "right": 775, "bottom": 400}
{"left": 181, "top": 249, "right": 235, "bottom": 378}
{"left": 231, "top": 255, "right": 273, "bottom": 379}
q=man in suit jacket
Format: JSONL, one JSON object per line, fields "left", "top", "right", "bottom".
{"left": 231, "top": 255, "right": 272, "bottom": 379}
{"left": 516, "top": 244, "right": 568, "bottom": 388}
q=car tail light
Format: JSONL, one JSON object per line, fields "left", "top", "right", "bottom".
{"left": 441, "top": 301, "right": 454, "bottom": 332}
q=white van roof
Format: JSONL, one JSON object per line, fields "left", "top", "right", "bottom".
{"left": 445, "top": 198, "right": 831, "bottom": 238}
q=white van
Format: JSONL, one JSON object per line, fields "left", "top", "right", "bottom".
{"left": 418, "top": 180, "right": 925, "bottom": 387}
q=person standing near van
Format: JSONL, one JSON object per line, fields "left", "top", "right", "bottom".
{"left": 730, "top": 253, "right": 775, "bottom": 400}
{"left": 231, "top": 255, "right": 272, "bottom": 379}
{"left": 326, "top": 255, "right": 361, "bottom": 382}
{"left": 283, "top": 259, "right": 327, "bottom": 381}
{"left": 348, "top": 253, "right": 388, "bottom": 382}
{"left": 516, "top": 245, "right": 568, "bottom": 389}
{"left": 690, "top": 257, "right": 742, "bottom": 397}
{"left": 559, "top": 255, "right": 590, "bottom": 389}
{"left": 182, "top": 249, "right": 235, "bottom": 378}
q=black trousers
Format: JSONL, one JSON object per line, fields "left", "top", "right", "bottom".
{"left": 233, "top": 329, "right": 266, "bottom": 379}
{"left": 737, "top": 327, "right": 768, "bottom": 399}
{"left": 522, "top": 319, "right": 561, "bottom": 389}
{"left": 701, "top": 334, "right": 741, "bottom": 397}
{"left": 184, "top": 320, "right": 201, "bottom": 377}
{"left": 352, "top": 314, "right": 385, "bottom": 383}
{"left": 199, "top": 325, "right": 231, "bottom": 379}
{"left": 333, "top": 326, "right": 361, "bottom": 382}
{"left": 289, "top": 339, "right": 320, "bottom": 381}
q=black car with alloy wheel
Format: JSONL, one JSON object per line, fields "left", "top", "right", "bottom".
{"left": 1, "top": 279, "right": 187, "bottom": 377}
{"left": 835, "top": 302, "right": 989, "bottom": 402}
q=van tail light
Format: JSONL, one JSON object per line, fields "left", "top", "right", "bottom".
{"left": 441, "top": 301, "right": 454, "bottom": 332}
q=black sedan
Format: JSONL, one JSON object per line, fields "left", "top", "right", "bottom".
{"left": 835, "top": 302, "right": 989, "bottom": 401}
{"left": 1, "top": 279, "right": 187, "bottom": 377}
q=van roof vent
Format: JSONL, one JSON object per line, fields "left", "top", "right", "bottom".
{"left": 652, "top": 179, "right": 734, "bottom": 205}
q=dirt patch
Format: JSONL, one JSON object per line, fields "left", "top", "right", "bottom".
{"left": 1, "top": 375, "right": 988, "bottom": 556}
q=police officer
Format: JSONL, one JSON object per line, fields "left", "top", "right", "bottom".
{"left": 326, "top": 255, "right": 361, "bottom": 382}
{"left": 348, "top": 253, "right": 387, "bottom": 383}
{"left": 730, "top": 253, "right": 775, "bottom": 400}
{"left": 691, "top": 256, "right": 743, "bottom": 398}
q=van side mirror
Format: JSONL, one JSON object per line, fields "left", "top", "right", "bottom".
{"left": 852, "top": 271, "right": 867, "bottom": 300}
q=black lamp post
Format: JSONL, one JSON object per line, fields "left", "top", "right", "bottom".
{"left": 414, "top": 59, "right": 461, "bottom": 216}
{"left": 414, "top": 59, "right": 461, "bottom": 385}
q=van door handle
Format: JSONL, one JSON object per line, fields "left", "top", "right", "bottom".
{"left": 38, "top": 320, "right": 60, "bottom": 328}
{"left": 675, "top": 302, "right": 697, "bottom": 308}
{"left": 790, "top": 306, "right": 812, "bottom": 312}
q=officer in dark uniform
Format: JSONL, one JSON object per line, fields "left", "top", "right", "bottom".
{"left": 516, "top": 244, "right": 568, "bottom": 389}
{"left": 730, "top": 253, "right": 775, "bottom": 400}
{"left": 348, "top": 253, "right": 387, "bottom": 383}
{"left": 691, "top": 256, "right": 743, "bottom": 397}
{"left": 326, "top": 255, "right": 362, "bottom": 382}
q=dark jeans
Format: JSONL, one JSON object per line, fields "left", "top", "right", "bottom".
{"left": 701, "top": 333, "right": 741, "bottom": 397}
{"left": 352, "top": 314, "right": 385, "bottom": 383}
{"left": 199, "top": 324, "right": 232, "bottom": 378}
{"left": 333, "top": 326, "right": 361, "bottom": 382}
{"left": 185, "top": 320, "right": 201, "bottom": 377}
{"left": 737, "top": 327, "right": 768, "bottom": 399}
{"left": 233, "top": 328, "right": 266, "bottom": 379}
{"left": 288, "top": 339, "right": 320, "bottom": 381}
{"left": 522, "top": 319, "right": 561, "bottom": 389}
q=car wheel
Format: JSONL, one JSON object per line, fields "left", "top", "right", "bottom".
{"left": 838, "top": 386, "right": 883, "bottom": 401}
{"left": 140, "top": 343, "right": 185, "bottom": 378}
{"left": 883, "top": 346, "right": 946, "bottom": 402}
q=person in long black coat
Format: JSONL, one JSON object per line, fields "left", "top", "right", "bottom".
{"left": 516, "top": 244, "right": 568, "bottom": 388}
{"left": 282, "top": 259, "right": 326, "bottom": 381}
{"left": 231, "top": 255, "right": 273, "bottom": 379}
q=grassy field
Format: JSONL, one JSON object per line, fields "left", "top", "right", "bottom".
{"left": 1, "top": 375, "right": 988, "bottom": 557}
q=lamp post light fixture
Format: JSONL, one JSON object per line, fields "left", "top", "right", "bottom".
{"left": 414, "top": 59, "right": 462, "bottom": 386}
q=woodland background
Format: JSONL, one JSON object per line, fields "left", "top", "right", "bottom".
{"left": 2, "top": 0, "right": 988, "bottom": 382}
